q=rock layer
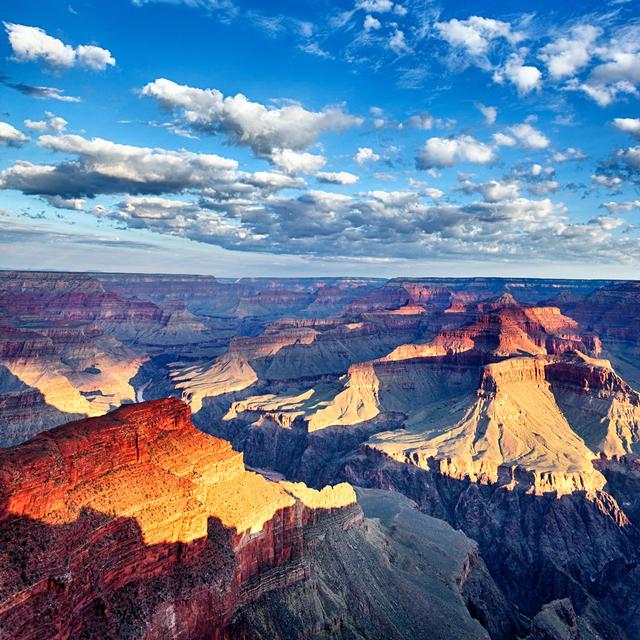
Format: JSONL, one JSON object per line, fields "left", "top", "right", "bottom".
{"left": 0, "top": 398, "right": 514, "bottom": 640}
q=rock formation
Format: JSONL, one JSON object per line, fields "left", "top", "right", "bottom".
{"left": 4, "top": 271, "right": 640, "bottom": 638}
{"left": 0, "top": 398, "right": 516, "bottom": 639}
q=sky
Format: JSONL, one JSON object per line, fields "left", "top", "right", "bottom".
{"left": 1, "top": 0, "right": 640, "bottom": 278}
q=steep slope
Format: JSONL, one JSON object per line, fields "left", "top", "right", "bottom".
{"left": 219, "top": 299, "right": 616, "bottom": 494}
{"left": 367, "top": 357, "right": 604, "bottom": 494}
{"left": 175, "top": 306, "right": 430, "bottom": 414}
{"left": 0, "top": 325, "right": 145, "bottom": 445}
{"left": 0, "top": 399, "right": 515, "bottom": 640}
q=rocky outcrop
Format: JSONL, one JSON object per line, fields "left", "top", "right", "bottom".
{"left": 0, "top": 399, "right": 357, "bottom": 638}
{"left": 0, "top": 399, "right": 519, "bottom": 639}
{"left": 344, "top": 448, "right": 639, "bottom": 638}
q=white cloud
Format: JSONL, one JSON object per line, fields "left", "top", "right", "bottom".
{"left": 364, "top": 15, "right": 381, "bottom": 31}
{"left": 538, "top": 25, "right": 601, "bottom": 79}
{"left": 603, "top": 200, "right": 640, "bottom": 213}
{"left": 575, "top": 37, "right": 640, "bottom": 106}
{"left": 354, "top": 147, "right": 381, "bottom": 165}
{"left": 24, "top": 112, "right": 67, "bottom": 134}
{"left": 141, "top": 78, "right": 363, "bottom": 157}
{"left": 476, "top": 103, "right": 497, "bottom": 125}
{"left": 356, "top": 0, "right": 394, "bottom": 13}
{"left": 76, "top": 44, "right": 116, "bottom": 71}
{"left": 317, "top": 171, "right": 359, "bottom": 184}
{"left": 3, "top": 22, "right": 115, "bottom": 70}
{"left": 435, "top": 16, "right": 523, "bottom": 58}
{"left": 0, "top": 122, "right": 29, "bottom": 147}
{"left": 526, "top": 180, "right": 560, "bottom": 196}
{"left": 589, "top": 215, "right": 627, "bottom": 230}
{"left": 389, "top": 29, "right": 410, "bottom": 55}
{"left": 493, "top": 132, "right": 516, "bottom": 147}
{"left": 460, "top": 178, "right": 520, "bottom": 202}
{"left": 480, "top": 180, "right": 519, "bottom": 202}
{"left": 551, "top": 147, "right": 587, "bottom": 162}
{"left": 406, "top": 112, "right": 436, "bottom": 129}
{"left": 493, "top": 51, "right": 542, "bottom": 95}
{"left": 509, "top": 123, "right": 550, "bottom": 150}
{"left": 417, "top": 135, "right": 496, "bottom": 169}
{"left": 613, "top": 117, "right": 640, "bottom": 140}
{"left": 42, "top": 195, "right": 85, "bottom": 210}
{"left": 616, "top": 145, "right": 640, "bottom": 170}
{"left": 270, "top": 149, "right": 327, "bottom": 174}
{"left": 77, "top": 183, "right": 636, "bottom": 265}
{"left": 243, "top": 171, "right": 305, "bottom": 191}
{"left": 592, "top": 174, "right": 623, "bottom": 190}
{"left": 0, "top": 133, "right": 239, "bottom": 196}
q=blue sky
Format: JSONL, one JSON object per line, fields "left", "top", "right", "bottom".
{"left": 1, "top": 0, "right": 640, "bottom": 277}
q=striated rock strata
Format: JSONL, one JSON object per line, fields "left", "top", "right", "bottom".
{"left": 0, "top": 398, "right": 513, "bottom": 639}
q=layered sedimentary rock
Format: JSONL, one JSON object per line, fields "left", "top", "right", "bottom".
{"left": 557, "top": 281, "right": 640, "bottom": 389}
{"left": 0, "top": 324, "right": 144, "bottom": 445}
{"left": 5, "top": 271, "right": 640, "bottom": 637}
{"left": 0, "top": 398, "right": 348, "bottom": 637}
{"left": 0, "top": 398, "right": 515, "bottom": 640}
{"left": 176, "top": 306, "right": 431, "bottom": 414}
{"left": 218, "top": 297, "right": 622, "bottom": 495}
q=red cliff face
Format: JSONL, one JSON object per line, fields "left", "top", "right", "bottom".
{"left": 0, "top": 271, "right": 162, "bottom": 329}
{"left": 0, "top": 398, "right": 357, "bottom": 639}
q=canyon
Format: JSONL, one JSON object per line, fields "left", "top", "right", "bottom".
{"left": 2, "top": 270, "right": 640, "bottom": 638}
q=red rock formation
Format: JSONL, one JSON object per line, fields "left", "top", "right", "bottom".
{"left": 0, "top": 271, "right": 162, "bottom": 329}
{"left": 0, "top": 398, "right": 357, "bottom": 639}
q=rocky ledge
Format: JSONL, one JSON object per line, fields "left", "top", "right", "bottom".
{"left": 0, "top": 398, "right": 358, "bottom": 639}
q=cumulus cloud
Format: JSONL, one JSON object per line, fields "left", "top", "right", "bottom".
{"left": 364, "top": 15, "right": 381, "bottom": 31}
{"left": 508, "top": 122, "right": 549, "bottom": 150}
{"left": 24, "top": 112, "right": 67, "bottom": 134}
{"left": 317, "top": 171, "right": 359, "bottom": 184}
{"left": 271, "top": 149, "right": 326, "bottom": 174}
{"left": 615, "top": 145, "right": 640, "bottom": 171}
{"left": 476, "top": 103, "right": 497, "bottom": 125}
{"left": 538, "top": 25, "right": 601, "bottom": 79}
{"left": 592, "top": 174, "right": 623, "bottom": 191}
{"left": 0, "top": 122, "right": 29, "bottom": 147}
{"left": 405, "top": 112, "right": 442, "bottom": 130}
{"left": 389, "top": 29, "right": 410, "bottom": 55}
{"left": 0, "top": 134, "right": 238, "bottom": 197}
{"left": 589, "top": 215, "right": 627, "bottom": 231}
{"left": 551, "top": 147, "right": 587, "bottom": 162}
{"left": 526, "top": 180, "right": 560, "bottom": 196}
{"left": 354, "top": 147, "right": 381, "bottom": 165}
{"left": 42, "top": 195, "right": 85, "bottom": 210}
{"left": 493, "top": 51, "right": 542, "bottom": 95}
{"left": 460, "top": 178, "right": 520, "bottom": 202}
{"left": 416, "top": 135, "right": 495, "bottom": 169}
{"left": 141, "top": 78, "right": 363, "bottom": 158}
{"left": 74, "top": 183, "right": 637, "bottom": 264}
{"left": 602, "top": 200, "right": 640, "bottom": 214}
{"left": 3, "top": 22, "right": 115, "bottom": 70}
{"left": 493, "top": 132, "right": 516, "bottom": 147}
{"left": 356, "top": 0, "right": 394, "bottom": 13}
{"left": 613, "top": 117, "right": 640, "bottom": 140}
{"left": 242, "top": 171, "right": 305, "bottom": 191}
{"left": 573, "top": 31, "right": 640, "bottom": 106}
{"left": 435, "top": 16, "right": 523, "bottom": 58}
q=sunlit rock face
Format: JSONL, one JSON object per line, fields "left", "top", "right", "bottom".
{"left": 0, "top": 399, "right": 517, "bottom": 640}
{"left": 216, "top": 293, "right": 637, "bottom": 497}
{"left": 0, "top": 271, "right": 386, "bottom": 446}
